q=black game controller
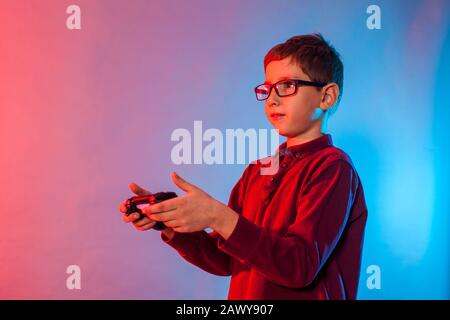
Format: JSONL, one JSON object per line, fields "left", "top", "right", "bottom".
{"left": 125, "top": 192, "right": 178, "bottom": 230}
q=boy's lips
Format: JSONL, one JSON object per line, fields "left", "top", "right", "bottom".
{"left": 270, "top": 112, "right": 286, "bottom": 121}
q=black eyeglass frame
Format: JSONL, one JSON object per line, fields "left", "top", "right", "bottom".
{"left": 254, "top": 79, "right": 328, "bottom": 101}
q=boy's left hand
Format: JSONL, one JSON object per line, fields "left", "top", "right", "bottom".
{"left": 141, "top": 172, "right": 223, "bottom": 233}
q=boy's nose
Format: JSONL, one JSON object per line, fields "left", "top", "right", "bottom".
{"left": 266, "top": 90, "right": 280, "bottom": 106}
{"left": 266, "top": 95, "right": 280, "bottom": 108}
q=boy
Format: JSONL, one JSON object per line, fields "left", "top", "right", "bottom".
{"left": 119, "top": 34, "right": 368, "bottom": 300}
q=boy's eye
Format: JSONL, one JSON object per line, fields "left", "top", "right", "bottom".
{"left": 281, "top": 81, "right": 295, "bottom": 89}
{"left": 256, "top": 87, "right": 269, "bottom": 95}
{"left": 277, "top": 81, "right": 296, "bottom": 94}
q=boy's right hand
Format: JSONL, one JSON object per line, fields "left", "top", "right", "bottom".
{"left": 119, "top": 182, "right": 159, "bottom": 231}
{"left": 119, "top": 182, "right": 176, "bottom": 239}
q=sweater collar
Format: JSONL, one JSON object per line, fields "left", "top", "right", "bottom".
{"left": 275, "top": 134, "right": 333, "bottom": 160}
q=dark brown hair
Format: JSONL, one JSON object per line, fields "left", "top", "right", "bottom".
{"left": 264, "top": 33, "right": 344, "bottom": 115}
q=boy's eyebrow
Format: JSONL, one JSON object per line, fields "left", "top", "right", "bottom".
{"left": 263, "top": 76, "right": 294, "bottom": 85}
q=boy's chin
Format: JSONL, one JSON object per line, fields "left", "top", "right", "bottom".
{"left": 272, "top": 127, "right": 292, "bottom": 137}
{"left": 271, "top": 122, "right": 307, "bottom": 138}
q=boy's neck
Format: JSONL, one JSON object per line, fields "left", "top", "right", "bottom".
{"left": 286, "top": 113, "right": 328, "bottom": 148}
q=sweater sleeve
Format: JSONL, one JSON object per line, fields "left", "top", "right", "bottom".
{"left": 161, "top": 229, "right": 232, "bottom": 276}
{"left": 216, "top": 160, "right": 357, "bottom": 288}
{"left": 160, "top": 166, "right": 249, "bottom": 276}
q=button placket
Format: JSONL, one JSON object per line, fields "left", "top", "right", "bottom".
{"left": 261, "top": 153, "right": 294, "bottom": 206}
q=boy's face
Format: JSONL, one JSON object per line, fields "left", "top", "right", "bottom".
{"left": 264, "top": 57, "right": 324, "bottom": 139}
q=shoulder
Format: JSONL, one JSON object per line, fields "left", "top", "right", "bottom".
{"left": 317, "top": 146, "right": 354, "bottom": 167}
{"left": 307, "top": 145, "right": 357, "bottom": 172}
{"left": 305, "top": 146, "right": 359, "bottom": 183}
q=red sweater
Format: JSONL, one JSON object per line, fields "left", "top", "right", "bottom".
{"left": 162, "top": 134, "right": 368, "bottom": 299}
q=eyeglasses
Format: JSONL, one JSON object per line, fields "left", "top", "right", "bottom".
{"left": 254, "top": 79, "right": 327, "bottom": 101}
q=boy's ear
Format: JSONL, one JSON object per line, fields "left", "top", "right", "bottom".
{"left": 319, "top": 83, "right": 339, "bottom": 111}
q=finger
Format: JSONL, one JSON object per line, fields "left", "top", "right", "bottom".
{"left": 136, "top": 221, "right": 157, "bottom": 231}
{"left": 129, "top": 182, "right": 152, "bottom": 196}
{"left": 122, "top": 212, "right": 142, "bottom": 223}
{"left": 148, "top": 210, "right": 177, "bottom": 223}
{"left": 142, "top": 201, "right": 177, "bottom": 216}
{"left": 119, "top": 200, "right": 129, "bottom": 214}
{"left": 163, "top": 219, "right": 181, "bottom": 228}
{"left": 171, "top": 172, "right": 199, "bottom": 193}
{"left": 145, "top": 206, "right": 178, "bottom": 222}
{"left": 133, "top": 217, "right": 154, "bottom": 227}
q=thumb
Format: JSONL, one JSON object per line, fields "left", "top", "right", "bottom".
{"left": 129, "top": 182, "right": 152, "bottom": 196}
{"left": 171, "top": 172, "right": 198, "bottom": 193}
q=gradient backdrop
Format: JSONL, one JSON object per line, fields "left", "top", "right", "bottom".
{"left": 0, "top": 0, "right": 449, "bottom": 299}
